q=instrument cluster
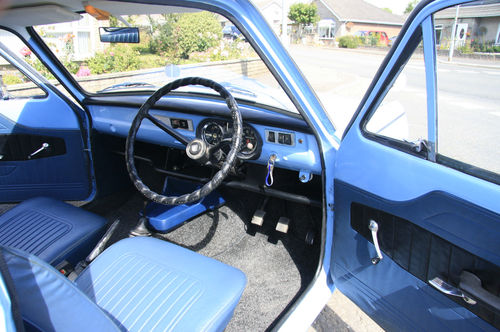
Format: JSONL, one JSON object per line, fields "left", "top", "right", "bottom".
{"left": 197, "top": 119, "right": 262, "bottom": 160}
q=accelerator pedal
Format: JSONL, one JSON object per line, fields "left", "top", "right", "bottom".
{"left": 275, "top": 216, "right": 290, "bottom": 234}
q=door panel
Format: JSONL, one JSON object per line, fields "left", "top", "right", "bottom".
{"left": 331, "top": 1, "right": 500, "bottom": 330}
{"left": 0, "top": 87, "right": 92, "bottom": 202}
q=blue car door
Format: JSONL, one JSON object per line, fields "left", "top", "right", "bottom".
{"left": 0, "top": 36, "right": 94, "bottom": 202}
{"left": 331, "top": 0, "right": 500, "bottom": 331}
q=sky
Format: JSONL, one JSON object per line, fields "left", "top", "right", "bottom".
{"left": 364, "top": 0, "right": 413, "bottom": 15}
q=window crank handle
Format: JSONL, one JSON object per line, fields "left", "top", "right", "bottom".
{"left": 369, "top": 220, "right": 383, "bottom": 265}
{"left": 28, "top": 142, "right": 50, "bottom": 159}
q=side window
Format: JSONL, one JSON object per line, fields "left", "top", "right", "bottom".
{"left": 365, "top": 37, "right": 428, "bottom": 143}
{"left": 434, "top": 3, "right": 500, "bottom": 178}
{"left": 0, "top": 53, "right": 46, "bottom": 99}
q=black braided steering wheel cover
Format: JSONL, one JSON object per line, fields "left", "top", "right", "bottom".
{"left": 125, "top": 77, "right": 243, "bottom": 205}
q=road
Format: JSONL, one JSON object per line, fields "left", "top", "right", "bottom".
{"left": 288, "top": 45, "right": 500, "bottom": 174}
{"left": 286, "top": 45, "right": 500, "bottom": 331}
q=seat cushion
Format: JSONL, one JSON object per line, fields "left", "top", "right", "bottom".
{"left": 75, "top": 237, "right": 247, "bottom": 332}
{"left": 0, "top": 197, "right": 107, "bottom": 266}
{"left": 2, "top": 246, "right": 121, "bottom": 332}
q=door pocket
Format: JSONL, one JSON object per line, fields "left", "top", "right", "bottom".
{"left": 351, "top": 202, "right": 500, "bottom": 329}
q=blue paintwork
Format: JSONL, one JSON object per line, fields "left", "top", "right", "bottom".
{"left": 145, "top": 177, "right": 225, "bottom": 232}
{"left": 88, "top": 102, "right": 322, "bottom": 174}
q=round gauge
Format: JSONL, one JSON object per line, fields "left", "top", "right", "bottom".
{"left": 240, "top": 126, "right": 258, "bottom": 155}
{"left": 202, "top": 122, "right": 224, "bottom": 146}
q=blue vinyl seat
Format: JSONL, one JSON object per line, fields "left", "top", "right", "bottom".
{"left": 3, "top": 236, "right": 246, "bottom": 332}
{"left": 0, "top": 197, "right": 107, "bottom": 266}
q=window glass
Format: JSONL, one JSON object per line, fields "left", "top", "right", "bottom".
{"left": 0, "top": 53, "right": 45, "bottom": 99}
{"left": 34, "top": 9, "right": 298, "bottom": 113}
{"left": 365, "top": 46, "right": 427, "bottom": 143}
{"left": 434, "top": 4, "right": 500, "bottom": 175}
{"left": 0, "top": 29, "right": 80, "bottom": 103}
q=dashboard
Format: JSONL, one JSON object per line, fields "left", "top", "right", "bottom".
{"left": 87, "top": 95, "right": 322, "bottom": 175}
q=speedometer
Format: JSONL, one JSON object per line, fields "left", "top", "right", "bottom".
{"left": 201, "top": 122, "right": 224, "bottom": 146}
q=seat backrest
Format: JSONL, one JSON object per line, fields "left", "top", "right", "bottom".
{"left": 1, "top": 246, "right": 120, "bottom": 332}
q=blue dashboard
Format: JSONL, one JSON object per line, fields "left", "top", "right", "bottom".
{"left": 87, "top": 94, "right": 321, "bottom": 175}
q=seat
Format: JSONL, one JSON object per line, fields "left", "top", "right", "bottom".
{"left": 0, "top": 197, "right": 107, "bottom": 266}
{"left": 3, "top": 236, "right": 246, "bottom": 332}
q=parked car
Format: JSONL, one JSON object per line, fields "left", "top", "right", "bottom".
{"left": 223, "top": 24, "right": 243, "bottom": 40}
{"left": 355, "top": 30, "right": 390, "bottom": 46}
{"left": 0, "top": 0, "right": 498, "bottom": 331}
{"left": 388, "top": 35, "right": 397, "bottom": 47}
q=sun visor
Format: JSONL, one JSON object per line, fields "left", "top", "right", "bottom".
{"left": 86, "top": 1, "right": 200, "bottom": 16}
{"left": 0, "top": 5, "right": 82, "bottom": 27}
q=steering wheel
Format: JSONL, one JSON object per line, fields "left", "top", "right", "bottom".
{"left": 125, "top": 77, "right": 243, "bottom": 205}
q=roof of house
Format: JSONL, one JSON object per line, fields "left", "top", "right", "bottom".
{"left": 316, "top": 0, "right": 405, "bottom": 26}
{"left": 434, "top": 3, "right": 500, "bottom": 19}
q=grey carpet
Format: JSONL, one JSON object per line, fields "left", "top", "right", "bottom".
{"left": 87, "top": 189, "right": 320, "bottom": 332}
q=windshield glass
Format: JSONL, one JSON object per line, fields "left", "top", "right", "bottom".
{"left": 34, "top": 8, "right": 297, "bottom": 113}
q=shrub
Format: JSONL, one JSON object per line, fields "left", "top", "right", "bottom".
{"left": 2, "top": 74, "right": 23, "bottom": 85}
{"left": 338, "top": 36, "right": 359, "bottom": 49}
{"left": 25, "top": 58, "right": 55, "bottom": 80}
{"left": 88, "top": 45, "right": 141, "bottom": 74}
{"left": 172, "top": 12, "right": 221, "bottom": 59}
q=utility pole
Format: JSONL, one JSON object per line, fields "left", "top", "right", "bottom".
{"left": 448, "top": 5, "right": 460, "bottom": 62}
{"left": 281, "top": 0, "right": 289, "bottom": 45}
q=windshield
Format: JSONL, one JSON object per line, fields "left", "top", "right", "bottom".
{"left": 33, "top": 8, "right": 297, "bottom": 113}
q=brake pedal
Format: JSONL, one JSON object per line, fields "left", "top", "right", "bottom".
{"left": 251, "top": 197, "right": 269, "bottom": 226}
{"left": 275, "top": 216, "right": 290, "bottom": 233}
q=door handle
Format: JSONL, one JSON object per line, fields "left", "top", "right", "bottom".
{"left": 429, "top": 276, "right": 477, "bottom": 305}
{"left": 459, "top": 271, "right": 500, "bottom": 311}
{"left": 369, "top": 220, "right": 383, "bottom": 265}
{"left": 28, "top": 142, "right": 50, "bottom": 159}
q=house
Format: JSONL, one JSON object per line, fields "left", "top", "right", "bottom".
{"left": 433, "top": 2, "right": 500, "bottom": 48}
{"left": 254, "top": 0, "right": 295, "bottom": 37}
{"left": 312, "top": 0, "right": 405, "bottom": 42}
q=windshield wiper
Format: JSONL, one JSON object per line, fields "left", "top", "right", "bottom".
{"left": 98, "top": 82, "right": 157, "bottom": 93}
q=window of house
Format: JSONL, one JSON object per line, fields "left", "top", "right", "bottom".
{"left": 496, "top": 23, "right": 500, "bottom": 45}
{"left": 434, "top": 24, "right": 443, "bottom": 46}
{"left": 318, "top": 20, "right": 335, "bottom": 39}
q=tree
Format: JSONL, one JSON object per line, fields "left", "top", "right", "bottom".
{"left": 382, "top": 7, "right": 392, "bottom": 14}
{"left": 288, "top": 3, "right": 319, "bottom": 26}
{"left": 288, "top": 3, "right": 319, "bottom": 39}
{"left": 173, "top": 12, "right": 222, "bottom": 59}
{"left": 404, "top": 0, "right": 419, "bottom": 14}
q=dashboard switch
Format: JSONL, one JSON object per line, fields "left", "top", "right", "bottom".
{"left": 283, "top": 133, "right": 292, "bottom": 145}
{"left": 278, "top": 133, "right": 285, "bottom": 144}
{"left": 267, "top": 131, "right": 275, "bottom": 143}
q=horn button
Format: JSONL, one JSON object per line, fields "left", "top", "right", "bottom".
{"left": 186, "top": 138, "right": 209, "bottom": 163}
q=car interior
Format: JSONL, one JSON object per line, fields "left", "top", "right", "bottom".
{"left": 0, "top": 1, "right": 325, "bottom": 331}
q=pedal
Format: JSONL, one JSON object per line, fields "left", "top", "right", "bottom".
{"left": 275, "top": 217, "right": 290, "bottom": 233}
{"left": 251, "top": 209, "right": 266, "bottom": 226}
